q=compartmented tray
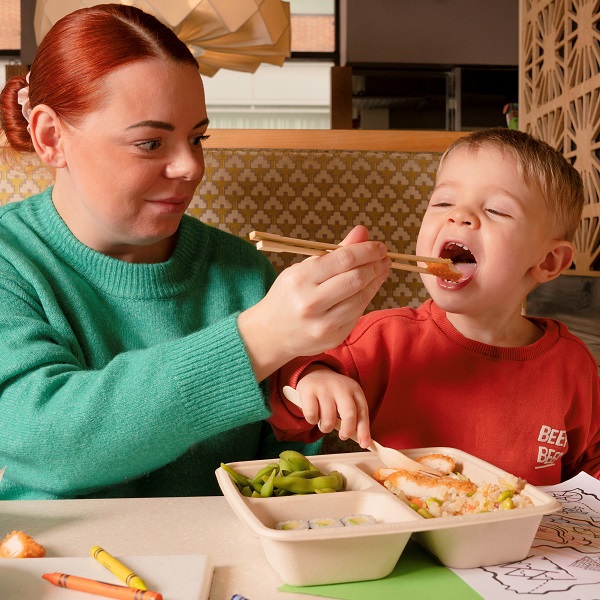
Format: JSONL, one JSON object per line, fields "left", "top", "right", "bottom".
{"left": 215, "top": 447, "right": 561, "bottom": 586}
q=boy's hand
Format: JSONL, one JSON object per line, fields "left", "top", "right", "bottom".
{"left": 296, "top": 365, "right": 371, "bottom": 449}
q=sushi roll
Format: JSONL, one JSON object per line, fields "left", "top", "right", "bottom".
{"left": 308, "top": 517, "right": 344, "bottom": 529}
{"left": 275, "top": 519, "right": 309, "bottom": 530}
{"left": 341, "top": 514, "right": 377, "bottom": 526}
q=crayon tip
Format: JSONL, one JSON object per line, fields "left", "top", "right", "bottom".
{"left": 129, "top": 576, "right": 147, "bottom": 591}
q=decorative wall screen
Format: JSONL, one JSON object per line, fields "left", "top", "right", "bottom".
{"left": 519, "top": 0, "right": 600, "bottom": 276}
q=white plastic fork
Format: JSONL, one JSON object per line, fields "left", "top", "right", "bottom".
{"left": 282, "top": 386, "right": 440, "bottom": 476}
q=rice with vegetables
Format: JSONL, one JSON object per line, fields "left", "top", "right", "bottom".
{"left": 374, "top": 454, "right": 533, "bottom": 518}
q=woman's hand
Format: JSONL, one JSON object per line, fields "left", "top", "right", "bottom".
{"left": 238, "top": 225, "right": 390, "bottom": 382}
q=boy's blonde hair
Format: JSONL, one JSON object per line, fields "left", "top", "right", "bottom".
{"left": 438, "top": 128, "right": 584, "bottom": 241}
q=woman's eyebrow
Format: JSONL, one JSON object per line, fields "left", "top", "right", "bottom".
{"left": 127, "top": 120, "right": 174, "bottom": 131}
{"left": 126, "top": 118, "right": 209, "bottom": 131}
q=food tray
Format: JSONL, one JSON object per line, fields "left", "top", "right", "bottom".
{"left": 215, "top": 447, "right": 561, "bottom": 586}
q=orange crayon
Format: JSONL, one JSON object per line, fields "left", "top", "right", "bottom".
{"left": 42, "top": 572, "right": 162, "bottom": 600}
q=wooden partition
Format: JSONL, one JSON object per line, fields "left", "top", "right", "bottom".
{"left": 520, "top": 0, "right": 600, "bottom": 278}
{"left": 203, "top": 129, "right": 465, "bottom": 151}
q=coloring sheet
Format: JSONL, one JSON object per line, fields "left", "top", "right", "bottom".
{"left": 450, "top": 472, "right": 600, "bottom": 598}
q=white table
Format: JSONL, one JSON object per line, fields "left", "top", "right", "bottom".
{"left": 0, "top": 495, "right": 319, "bottom": 599}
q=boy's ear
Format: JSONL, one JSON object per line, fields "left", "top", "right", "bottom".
{"left": 530, "top": 240, "right": 575, "bottom": 283}
{"left": 29, "top": 104, "right": 67, "bottom": 168}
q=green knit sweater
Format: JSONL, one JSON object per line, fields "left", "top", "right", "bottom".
{"left": 0, "top": 189, "right": 316, "bottom": 499}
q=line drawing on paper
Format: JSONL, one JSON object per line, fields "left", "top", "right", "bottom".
{"left": 450, "top": 474, "right": 600, "bottom": 599}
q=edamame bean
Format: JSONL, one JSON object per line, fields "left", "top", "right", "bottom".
{"left": 261, "top": 468, "right": 277, "bottom": 498}
{"left": 221, "top": 451, "right": 345, "bottom": 497}
{"left": 497, "top": 490, "right": 514, "bottom": 503}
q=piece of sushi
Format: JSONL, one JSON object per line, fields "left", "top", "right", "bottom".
{"left": 276, "top": 519, "right": 310, "bottom": 530}
{"left": 341, "top": 514, "right": 377, "bottom": 526}
{"left": 308, "top": 517, "right": 344, "bottom": 529}
{"left": 276, "top": 519, "right": 309, "bottom": 530}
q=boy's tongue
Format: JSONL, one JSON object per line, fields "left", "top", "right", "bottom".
{"left": 440, "top": 242, "right": 477, "bottom": 282}
{"left": 454, "top": 261, "right": 477, "bottom": 281}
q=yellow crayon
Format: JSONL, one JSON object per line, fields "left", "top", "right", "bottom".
{"left": 91, "top": 545, "right": 147, "bottom": 591}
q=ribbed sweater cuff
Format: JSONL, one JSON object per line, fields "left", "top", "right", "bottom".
{"left": 169, "top": 314, "right": 270, "bottom": 439}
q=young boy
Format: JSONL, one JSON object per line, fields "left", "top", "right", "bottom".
{"left": 269, "top": 128, "right": 600, "bottom": 485}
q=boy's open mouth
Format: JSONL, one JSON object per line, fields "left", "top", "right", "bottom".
{"left": 439, "top": 242, "right": 477, "bottom": 281}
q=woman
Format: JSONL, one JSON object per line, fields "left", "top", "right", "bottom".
{"left": 0, "top": 4, "right": 390, "bottom": 499}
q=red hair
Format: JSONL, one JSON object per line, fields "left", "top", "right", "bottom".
{"left": 0, "top": 4, "right": 198, "bottom": 154}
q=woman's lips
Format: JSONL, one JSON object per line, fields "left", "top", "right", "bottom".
{"left": 147, "top": 197, "right": 188, "bottom": 213}
{"left": 149, "top": 196, "right": 187, "bottom": 204}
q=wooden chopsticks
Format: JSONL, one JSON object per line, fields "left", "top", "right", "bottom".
{"left": 249, "top": 231, "right": 453, "bottom": 275}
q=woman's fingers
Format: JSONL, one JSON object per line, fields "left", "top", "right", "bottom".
{"left": 307, "top": 240, "right": 390, "bottom": 288}
{"left": 238, "top": 227, "right": 390, "bottom": 381}
{"left": 277, "top": 244, "right": 390, "bottom": 348}
{"left": 338, "top": 224, "right": 369, "bottom": 246}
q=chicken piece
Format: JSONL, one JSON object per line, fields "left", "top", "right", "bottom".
{"left": 426, "top": 261, "right": 462, "bottom": 282}
{"left": 373, "top": 467, "right": 398, "bottom": 484}
{"left": 0, "top": 530, "right": 46, "bottom": 558}
{"left": 374, "top": 454, "right": 454, "bottom": 484}
{"left": 416, "top": 453, "right": 456, "bottom": 475}
{"left": 384, "top": 469, "right": 477, "bottom": 499}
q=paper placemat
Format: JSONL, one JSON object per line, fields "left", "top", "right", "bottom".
{"left": 0, "top": 554, "right": 213, "bottom": 600}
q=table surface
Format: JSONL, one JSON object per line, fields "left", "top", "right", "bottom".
{"left": 0, "top": 495, "right": 318, "bottom": 600}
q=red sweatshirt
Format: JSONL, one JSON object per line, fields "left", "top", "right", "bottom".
{"left": 270, "top": 300, "right": 600, "bottom": 485}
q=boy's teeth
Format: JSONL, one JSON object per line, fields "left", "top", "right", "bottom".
{"left": 441, "top": 242, "right": 476, "bottom": 264}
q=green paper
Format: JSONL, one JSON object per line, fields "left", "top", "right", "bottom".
{"left": 279, "top": 540, "right": 483, "bottom": 600}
